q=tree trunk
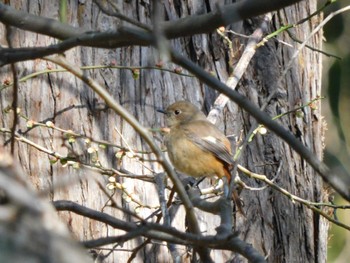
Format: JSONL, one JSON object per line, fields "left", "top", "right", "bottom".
{"left": 0, "top": 1, "right": 328, "bottom": 262}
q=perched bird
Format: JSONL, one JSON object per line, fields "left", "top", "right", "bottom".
{"left": 158, "top": 101, "right": 242, "bottom": 212}
{"left": 157, "top": 101, "right": 234, "bottom": 180}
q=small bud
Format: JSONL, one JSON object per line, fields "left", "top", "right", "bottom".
{"left": 115, "top": 150, "right": 125, "bottom": 159}
{"left": 122, "top": 193, "right": 132, "bottom": 203}
{"left": 49, "top": 156, "right": 59, "bottom": 164}
{"left": 218, "top": 26, "right": 225, "bottom": 33}
{"left": 26, "top": 120, "right": 35, "bottom": 128}
{"left": 174, "top": 67, "right": 182, "bottom": 74}
{"left": 132, "top": 69, "right": 140, "bottom": 79}
{"left": 296, "top": 109, "right": 304, "bottom": 118}
{"left": 46, "top": 121, "right": 55, "bottom": 128}
{"left": 110, "top": 59, "right": 117, "bottom": 66}
{"left": 107, "top": 183, "right": 116, "bottom": 190}
{"left": 87, "top": 147, "right": 97, "bottom": 154}
{"left": 155, "top": 61, "right": 164, "bottom": 68}
{"left": 308, "top": 102, "right": 317, "bottom": 110}
{"left": 3, "top": 78, "right": 11, "bottom": 86}
{"left": 72, "top": 162, "right": 80, "bottom": 169}
{"left": 257, "top": 126, "right": 267, "bottom": 135}
{"left": 108, "top": 176, "right": 116, "bottom": 183}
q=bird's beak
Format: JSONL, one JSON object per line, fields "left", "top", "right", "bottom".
{"left": 156, "top": 108, "right": 167, "bottom": 114}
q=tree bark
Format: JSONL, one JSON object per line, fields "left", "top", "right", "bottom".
{"left": 0, "top": 1, "right": 328, "bottom": 262}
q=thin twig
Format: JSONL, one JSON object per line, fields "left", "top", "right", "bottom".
{"left": 93, "top": 0, "right": 151, "bottom": 31}
{"left": 0, "top": 127, "right": 155, "bottom": 184}
{"left": 53, "top": 199, "right": 267, "bottom": 262}
{"left": 0, "top": 64, "right": 193, "bottom": 92}
{"left": 0, "top": 1, "right": 303, "bottom": 44}
{"left": 238, "top": 165, "right": 350, "bottom": 231}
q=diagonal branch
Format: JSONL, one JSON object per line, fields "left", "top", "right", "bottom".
{"left": 0, "top": 0, "right": 302, "bottom": 43}
{"left": 0, "top": 2, "right": 83, "bottom": 38}
{"left": 0, "top": 28, "right": 153, "bottom": 66}
{"left": 162, "top": 0, "right": 302, "bottom": 39}
{"left": 0, "top": 0, "right": 303, "bottom": 66}
{"left": 169, "top": 48, "right": 350, "bottom": 202}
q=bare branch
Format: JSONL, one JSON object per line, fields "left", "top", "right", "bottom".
{"left": 0, "top": 3, "right": 83, "bottom": 38}
{"left": 238, "top": 164, "right": 350, "bottom": 231}
{"left": 0, "top": 1, "right": 302, "bottom": 41}
{"left": 93, "top": 0, "right": 151, "bottom": 31}
{"left": 0, "top": 29, "right": 152, "bottom": 66}
{"left": 0, "top": 0, "right": 304, "bottom": 67}
{"left": 54, "top": 200, "right": 267, "bottom": 262}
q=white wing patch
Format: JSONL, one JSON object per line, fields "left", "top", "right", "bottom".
{"left": 203, "top": 136, "right": 218, "bottom": 143}
{"left": 184, "top": 128, "right": 234, "bottom": 165}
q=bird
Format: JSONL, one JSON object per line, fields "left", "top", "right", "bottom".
{"left": 157, "top": 101, "right": 243, "bottom": 212}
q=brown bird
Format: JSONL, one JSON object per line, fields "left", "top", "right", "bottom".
{"left": 158, "top": 101, "right": 233, "bottom": 180}
{"left": 158, "top": 101, "right": 242, "bottom": 212}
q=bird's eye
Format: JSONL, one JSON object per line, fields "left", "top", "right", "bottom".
{"left": 174, "top": 109, "right": 181, "bottom": 115}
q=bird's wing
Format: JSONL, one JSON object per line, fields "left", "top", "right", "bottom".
{"left": 183, "top": 121, "right": 234, "bottom": 165}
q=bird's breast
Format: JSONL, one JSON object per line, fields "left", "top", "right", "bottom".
{"left": 165, "top": 130, "right": 225, "bottom": 177}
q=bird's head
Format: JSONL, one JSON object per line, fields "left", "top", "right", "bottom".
{"left": 157, "top": 101, "right": 206, "bottom": 127}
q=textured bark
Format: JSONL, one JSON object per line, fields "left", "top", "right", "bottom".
{"left": 0, "top": 1, "right": 328, "bottom": 262}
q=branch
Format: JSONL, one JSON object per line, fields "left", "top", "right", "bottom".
{"left": 0, "top": 127, "right": 155, "bottom": 188}
{"left": 82, "top": 226, "right": 152, "bottom": 248}
{"left": 238, "top": 164, "right": 350, "bottom": 231}
{"left": 92, "top": 0, "right": 151, "bottom": 31}
{"left": 0, "top": 64, "right": 192, "bottom": 92}
{"left": 0, "top": 0, "right": 304, "bottom": 66}
{"left": 0, "top": 29, "right": 153, "bottom": 66}
{"left": 0, "top": 3, "right": 83, "bottom": 38}
{"left": 154, "top": 173, "right": 181, "bottom": 261}
{"left": 0, "top": 1, "right": 302, "bottom": 41}
{"left": 164, "top": 0, "right": 301, "bottom": 38}
{"left": 54, "top": 200, "right": 267, "bottom": 262}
